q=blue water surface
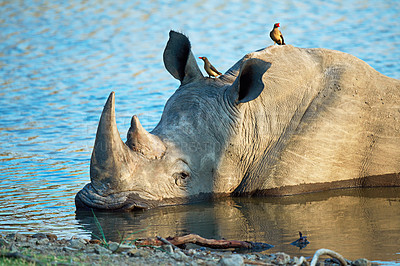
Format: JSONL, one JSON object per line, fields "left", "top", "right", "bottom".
{"left": 0, "top": 0, "right": 399, "bottom": 263}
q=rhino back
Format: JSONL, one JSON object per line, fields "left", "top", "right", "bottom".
{"left": 226, "top": 45, "right": 400, "bottom": 194}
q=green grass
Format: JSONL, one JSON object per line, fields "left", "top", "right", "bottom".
{"left": 0, "top": 246, "right": 83, "bottom": 265}
{"left": 91, "top": 209, "right": 109, "bottom": 248}
{"left": 90, "top": 209, "right": 148, "bottom": 251}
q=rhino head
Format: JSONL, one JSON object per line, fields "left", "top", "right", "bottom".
{"left": 75, "top": 31, "right": 270, "bottom": 210}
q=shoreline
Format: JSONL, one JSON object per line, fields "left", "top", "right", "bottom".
{"left": 0, "top": 232, "right": 376, "bottom": 265}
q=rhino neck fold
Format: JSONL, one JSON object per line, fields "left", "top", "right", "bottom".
{"left": 90, "top": 92, "right": 140, "bottom": 195}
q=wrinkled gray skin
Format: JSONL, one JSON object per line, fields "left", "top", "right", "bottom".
{"left": 76, "top": 30, "right": 400, "bottom": 211}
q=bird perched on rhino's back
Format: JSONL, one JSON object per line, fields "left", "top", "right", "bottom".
{"left": 199, "top": 56, "right": 222, "bottom": 78}
{"left": 270, "top": 23, "right": 285, "bottom": 45}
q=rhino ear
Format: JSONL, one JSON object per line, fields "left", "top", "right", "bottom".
{"left": 163, "top": 30, "right": 203, "bottom": 85}
{"left": 227, "top": 58, "right": 271, "bottom": 104}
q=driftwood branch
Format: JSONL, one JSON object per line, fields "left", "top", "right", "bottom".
{"left": 137, "top": 234, "right": 351, "bottom": 266}
{"left": 136, "top": 233, "right": 272, "bottom": 250}
{"left": 310, "top": 248, "right": 348, "bottom": 266}
{"left": 156, "top": 235, "right": 178, "bottom": 250}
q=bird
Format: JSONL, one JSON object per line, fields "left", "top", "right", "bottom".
{"left": 290, "top": 231, "right": 309, "bottom": 249}
{"left": 198, "top": 56, "right": 222, "bottom": 78}
{"left": 270, "top": 23, "right": 285, "bottom": 45}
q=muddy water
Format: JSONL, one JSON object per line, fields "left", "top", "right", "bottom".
{"left": 0, "top": 0, "right": 399, "bottom": 264}
{"left": 76, "top": 188, "right": 400, "bottom": 263}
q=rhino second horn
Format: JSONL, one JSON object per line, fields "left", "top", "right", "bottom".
{"left": 90, "top": 92, "right": 139, "bottom": 194}
{"left": 126, "top": 115, "right": 166, "bottom": 159}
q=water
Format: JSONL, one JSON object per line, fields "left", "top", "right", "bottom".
{"left": 77, "top": 188, "right": 400, "bottom": 262}
{"left": 0, "top": 0, "right": 399, "bottom": 263}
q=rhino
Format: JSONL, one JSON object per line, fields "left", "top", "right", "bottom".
{"left": 75, "top": 30, "right": 400, "bottom": 211}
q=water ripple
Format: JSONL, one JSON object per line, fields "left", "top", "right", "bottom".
{"left": 0, "top": 0, "right": 399, "bottom": 261}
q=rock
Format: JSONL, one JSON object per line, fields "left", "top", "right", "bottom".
{"left": 119, "top": 244, "right": 136, "bottom": 252}
{"left": 28, "top": 237, "right": 38, "bottom": 244}
{"left": 271, "top": 252, "right": 291, "bottom": 265}
{"left": 36, "top": 238, "right": 49, "bottom": 245}
{"left": 69, "top": 238, "right": 86, "bottom": 250}
{"left": 163, "top": 244, "right": 174, "bottom": 253}
{"left": 32, "top": 233, "right": 47, "bottom": 240}
{"left": 9, "top": 243, "right": 18, "bottom": 253}
{"left": 63, "top": 246, "right": 78, "bottom": 252}
{"left": 127, "top": 248, "right": 151, "bottom": 258}
{"left": 94, "top": 244, "right": 112, "bottom": 255}
{"left": 89, "top": 239, "right": 102, "bottom": 245}
{"left": 5, "top": 233, "right": 16, "bottom": 240}
{"left": 46, "top": 233, "right": 57, "bottom": 241}
{"left": 14, "top": 233, "right": 27, "bottom": 242}
{"left": 352, "top": 258, "right": 372, "bottom": 266}
{"left": 84, "top": 245, "right": 96, "bottom": 253}
{"left": 218, "top": 254, "right": 244, "bottom": 266}
{"left": 0, "top": 238, "right": 9, "bottom": 247}
{"left": 108, "top": 242, "right": 119, "bottom": 252}
{"left": 173, "top": 250, "right": 190, "bottom": 262}
{"left": 187, "top": 249, "right": 196, "bottom": 256}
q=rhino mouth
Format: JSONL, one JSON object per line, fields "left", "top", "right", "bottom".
{"left": 75, "top": 183, "right": 154, "bottom": 211}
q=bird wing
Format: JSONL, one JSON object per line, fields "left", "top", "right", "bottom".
{"left": 280, "top": 33, "right": 285, "bottom": 45}
{"left": 210, "top": 64, "right": 222, "bottom": 75}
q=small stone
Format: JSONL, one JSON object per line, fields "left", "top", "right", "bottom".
{"left": 14, "top": 233, "right": 27, "bottom": 242}
{"left": 89, "top": 239, "right": 102, "bottom": 245}
{"left": 174, "top": 250, "right": 190, "bottom": 262}
{"left": 63, "top": 246, "right": 78, "bottom": 252}
{"left": 94, "top": 244, "right": 112, "bottom": 255}
{"left": 187, "top": 249, "right": 196, "bottom": 256}
{"left": 28, "top": 238, "right": 38, "bottom": 244}
{"left": 46, "top": 233, "right": 57, "bottom": 241}
{"left": 84, "top": 245, "right": 96, "bottom": 253}
{"left": 352, "top": 258, "right": 371, "bottom": 266}
{"left": 0, "top": 238, "right": 9, "bottom": 247}
{"left": 36, "top": 238, "right": 49, "bottom": 245}
{"left": 195, "top": 259, "right": 205, "bottom": 265}
{"left": 9, "top": 243, "right": 18, "bottom": 253}
{"left": 69, "top": 238, "right": 86, "bottom": 250}
{"left": 245, "top": 254, "right": 257, "bottom": 261}
{"left": 272, "top": 252, "right": 290, "bottom": 265}
{"left": 32, "top": 233, "right": 47, "bottom": 240}
{"left": 119, "top": 244, "right": 136, "bottom": 252}
{"left": 108, "top": 242, "right": 119, "bottom": 252}
{"left": 127, "top": 248, "right": 151, "bottom": 258}
{"left": 218, "top": 254, "right": 244, "bottom": 266}
{"left": 6, "top": 234, "right": 16, "bottom": 240}
{"left": 163, "top": 244, "right": 174, "bottom": 253}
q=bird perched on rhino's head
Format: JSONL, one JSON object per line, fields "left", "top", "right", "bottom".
{"left": 199, "top": 56, "right": 222, "bottom": 78}
{"left": 270, "top": 23, "right": 285, "bottom": 45}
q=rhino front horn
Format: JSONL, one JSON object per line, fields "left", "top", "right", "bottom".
{"left": 90, "top": 92, "right": 140, "bottom": 194}
{"left": 126, "top": 115, "right": 166, "bottom": 159}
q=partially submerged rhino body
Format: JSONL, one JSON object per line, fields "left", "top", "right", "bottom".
{"left": 76, "top": 31, "right": 400, "bottom": 211}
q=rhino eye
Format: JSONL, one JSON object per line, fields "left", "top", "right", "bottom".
{"left": 173, "top": 171, "right": 190, "bottom": 186}
{"left": 180, "top": 172, "right": 189, "bottom": 179}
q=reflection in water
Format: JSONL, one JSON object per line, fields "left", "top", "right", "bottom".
{"left": 76, "top": 188, "right": 400, "bottom": 262}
